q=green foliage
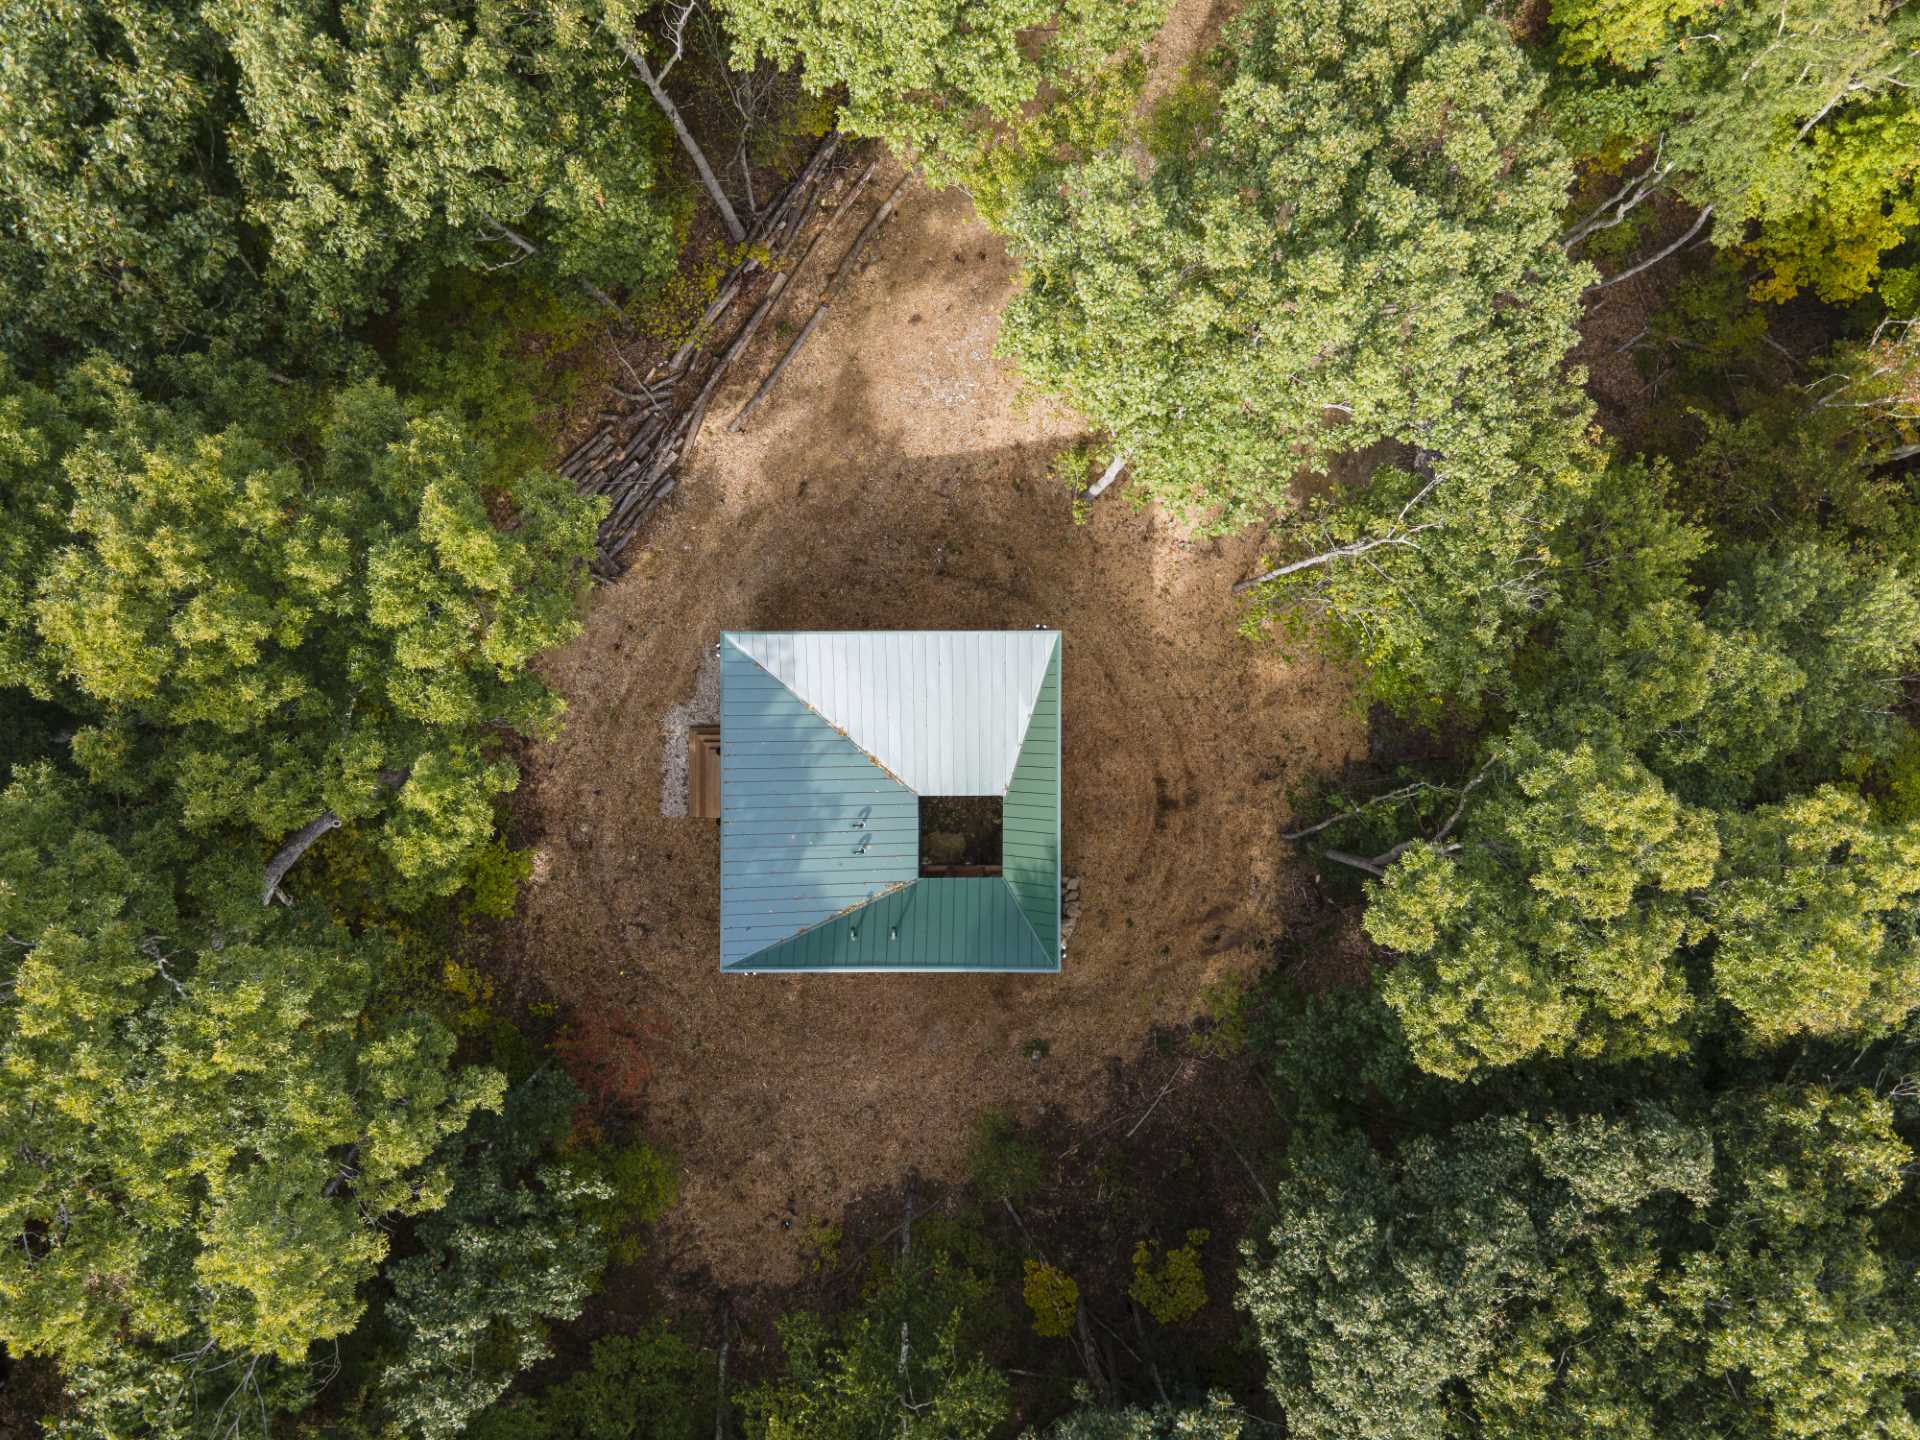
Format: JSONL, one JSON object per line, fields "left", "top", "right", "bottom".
{"left": 469, "top": 1324, "right": 709, "bottom": 1440}
{"left": 969, "top": 1108, "right": 1048, "bottom": 1202}
{"left": 739, "top": 1245, "right": 1009, "bottom": 1440}
{"left": 0, "top": 765, "right": 498, "bottom": 1379}
{"left": 393, "top": 270, "right": 606, "bottom": 481}
{"left": 1001, "top": 0, "right": 1590, "bottom": 531}
{"left": 1029, "top": 1394, "right": 1244, "bottom": 1440}
{"left": 0, "top": 0, "right": 260, "bottom": 365}
{"left": 719, "top": 0, "right": 1165, "bottom": 183}
{"left": 1188, "top": 976, "right": 1252, "bottom": 1058}
{"left": 1142, "top": 63, "right": 1221, "bottom": 166}
{"left": 1023, "top": 1259, "right": 1080, "bottom": 1338}
{"left": 1707, "top": 786, "right": 1920, "bottom": 1044}
{"left": 572, "top": 1137, "right": 681, "bottom": 1264}
{"left": 958, "top": 60, "right": 1145, "bottom": 229}
{"left": 1003, "top": 0, "right": 1599, "bottom": 707}
{"left": 1550, "top": 0, "right": 1920, "bottom": 303}
{"left": 1129, "top": 1230, "right": 1210, "bottom": 1325}
{"left": 0, "top": 358, "right": 599, "bottom": 903}
{"left": 464, "top": 838, "right": 536, "bottom": 921}
{"left": 374, "top": 1068, "right": 612, "bottom": 1440}
{"left": 1369, "top": 748, "right": 1920, "bottom": 1077}
{"left": 1367, "top": 736, "right": 1716, "bottom": 1077}
{"left": 1238, "top": 1083, "right": 1916, "bottom": 1440}
{"left": 208, "top": 0, "right": 681, "bottom": 329}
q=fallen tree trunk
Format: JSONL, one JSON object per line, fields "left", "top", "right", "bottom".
{"left": 1086, "top": 453, "right": 1128, "bottom": 498}
{"left": 727, "top": 171, "right": 908, "bottom": 431}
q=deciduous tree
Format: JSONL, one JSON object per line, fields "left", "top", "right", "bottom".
{"left": 718, "top": 0, "right": 1162, "bottom": 180}
{"left": 209, "top": 0, "right": 682, "bottom": 328}
{"left": 1238, "top": 1082, "right": 1917, "bottom": 1440}
{"left": 0, "top": 766, "right": 498, "bottom": 1395}
{"left": 0, "top": 0, "right": 258, "bottom": 364}
{"left": 1000, "top": 0, "right": 1590, "bottom": 532}
{"left": 1551, "top": 0, "right": 1920, "bottom": 302}
{"left": 3, "top": 359, "right": 599, "bottom": 902}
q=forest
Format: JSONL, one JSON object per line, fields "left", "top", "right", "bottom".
{"left": 0, "top": 0, "right": 1917, "bottom": 1437}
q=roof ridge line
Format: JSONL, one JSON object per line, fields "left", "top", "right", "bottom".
{"left": 724, "top": 635, "right": 918, "bottom": 795}
{"left": 999, "top": 874, "right": 1056, "bottom": 970}
{"left": 731, "top": 878, "right": 920, "bottom": 969}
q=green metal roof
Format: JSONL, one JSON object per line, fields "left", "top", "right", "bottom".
{"left": 718, "top": 631, "right": 1061, "bottom": 973}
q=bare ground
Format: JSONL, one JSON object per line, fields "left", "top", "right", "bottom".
{"left": 508, "top": 0, "right": 1361, "bottom": 1294}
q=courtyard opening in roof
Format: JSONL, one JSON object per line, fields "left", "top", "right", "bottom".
{"left": 919, "top": 795, "right": 1004, "bottom": 876}
{"left": 717, "top": 630, "right": 1060, "bottom": 973}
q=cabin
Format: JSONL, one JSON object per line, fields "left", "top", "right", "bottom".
{"left": 715, "top": 630, "right": 1061, "bottom": 973}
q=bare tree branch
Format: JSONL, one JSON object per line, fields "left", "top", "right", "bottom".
{"left": 611, "top": 18, "right": 747, "bottom": 244}
{"left": 1585, "top": 206, "right": 1713, "bottom": 293}
{"left": 1561, "top": 143, "right": 1673, "bottom": 252}
{"left": 1086, "top": 452, "right": 1129, "bottom": 498}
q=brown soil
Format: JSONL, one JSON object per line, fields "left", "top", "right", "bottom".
{"left": 509, "top": 0, "right": 1360, "bottom": 1294}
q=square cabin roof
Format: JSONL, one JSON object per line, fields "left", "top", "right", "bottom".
{"left": 718, "top": 630, "right": 1060, "bottom": 972}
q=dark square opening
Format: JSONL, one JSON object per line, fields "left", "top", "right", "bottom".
{"left": 919, "top": 795, "right": 1003, "bottom": 876}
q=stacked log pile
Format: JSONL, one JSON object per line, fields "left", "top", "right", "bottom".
{"left": 559, "top": 131, "right": 897, "bottom": 579}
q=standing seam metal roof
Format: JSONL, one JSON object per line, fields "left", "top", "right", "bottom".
{"left": 718, "top": 631, "right": 1060, "bottom": 973}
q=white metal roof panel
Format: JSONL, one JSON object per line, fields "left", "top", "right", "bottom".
{"left": 726, "top": 630, "right": 1057, "bottom": 795}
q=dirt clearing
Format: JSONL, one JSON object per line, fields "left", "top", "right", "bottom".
{"left": 509, "top": 0, "right": 1358, "bottom": 1293}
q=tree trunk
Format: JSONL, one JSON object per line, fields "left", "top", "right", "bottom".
{"left": 261, "top": 770, "right": 409, "bottom": 905}
{"left": 615, "top": 36, "right": 747, "bottom": 245}
{"left": 261, "top": 812, "right": 342, "bottom": 906}
{"left": 714, "top": 1294, "right": 732, "bottom": 1440}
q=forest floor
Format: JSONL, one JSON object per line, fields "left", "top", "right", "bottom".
{"left": 502, "top": 0, "right": 1362, "bottom": 1303}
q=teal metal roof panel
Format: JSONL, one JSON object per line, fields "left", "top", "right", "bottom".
{"left": 728, "top": 631, "right": 1057, "bottom": 794}
{"left": 1002, "top": 641, "right": 1060, "bottom": 959}
{"left": 719, "top": 639, "right": 916, "bottom": 969}
{"left": 718, "top": 630, "right": 1061, "bottom": 973}
{"left": 724, "top": 878, "right": 1053, "bottom": 972}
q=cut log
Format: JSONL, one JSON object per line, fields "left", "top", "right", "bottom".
{"left": 727, "top": 171, "right": 906, "bottom": 432}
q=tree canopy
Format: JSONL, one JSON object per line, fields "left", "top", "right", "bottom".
{"left": 999, "top": 0, "right": 1590, "bottom": 532}
{"left": 1550, "top": 0, "right": 1920, "bottom": 302}
{"left": 211, "top": 0, "right": 683, "bottom": 329}
{"left": 0, "top": 358, "right": 599, "bottom": 902}
{"left": 0, "top": 765, "right": 499, "bottom": 1407}
{"left": 1241, "top": 1071, "right": 1918, "bottom": 1440}
{"left": 719, "top": 0, "right": 1163, "bottom": 180}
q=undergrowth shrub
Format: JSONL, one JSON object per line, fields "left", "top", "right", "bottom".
{"left": 464, "top": 838, "right": 534, "bottom": 921}
{"left": 970, "top": 1109, "right": 1048, "bottom": 1202}
{"left": 570, "top": 1139, "right": 681, "bottom": 1265}
{"left": 469, "top": 1324, "right": 707, "bottom": 1440}
{"left": 1130, "top": 1229, "right": 1210, "bottom": 1325}
{"left": 1023, "top": 1260, "right": 1079, "bottom": 1337}
{"left": 392, "top": 271, "right": 602, "bottom": 477}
